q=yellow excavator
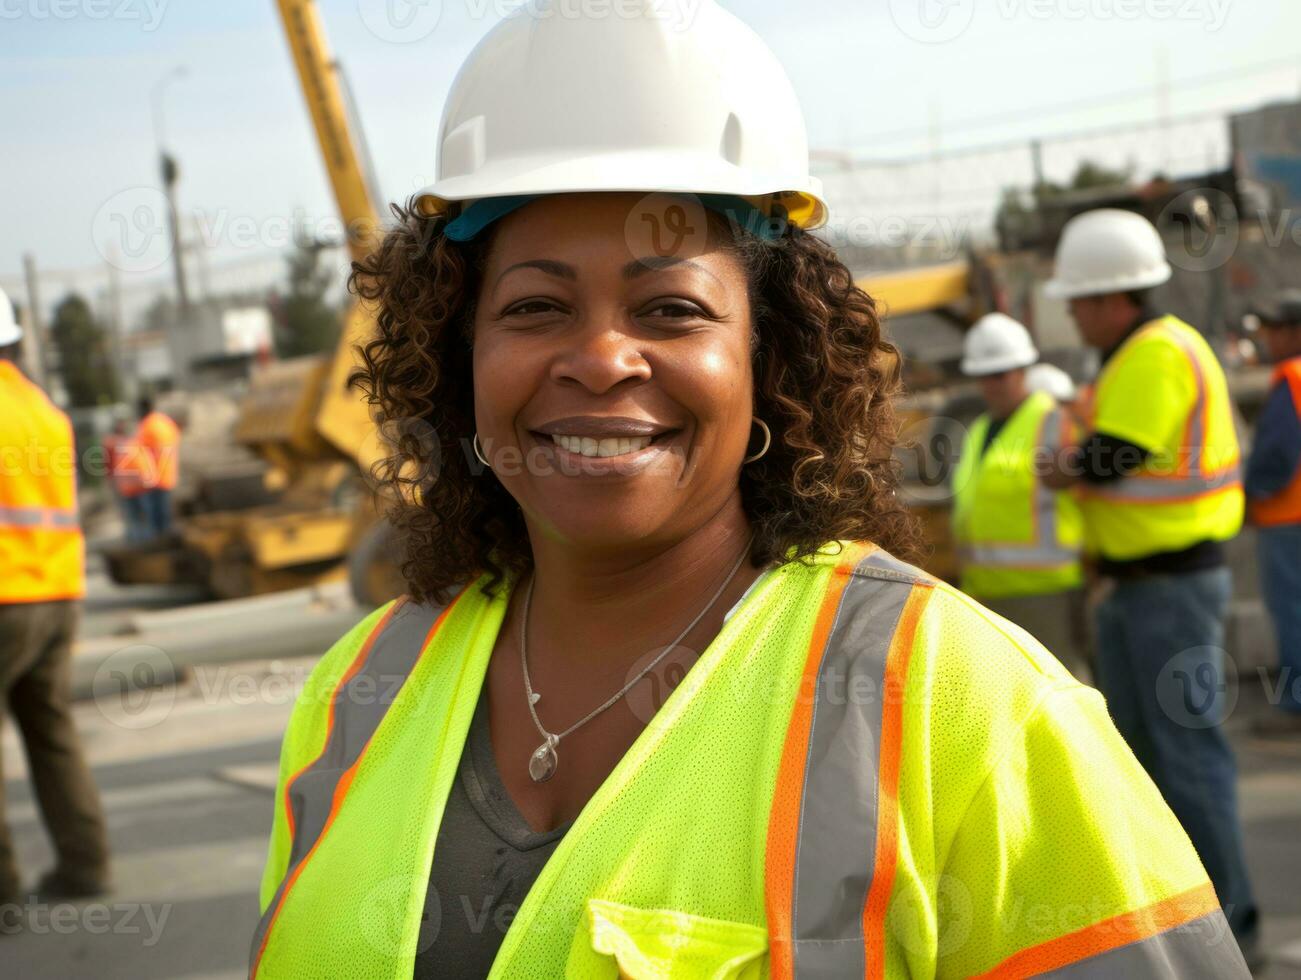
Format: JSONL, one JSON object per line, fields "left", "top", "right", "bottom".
{"left": 106, "top": 0, "right": 990, "bottom": 601}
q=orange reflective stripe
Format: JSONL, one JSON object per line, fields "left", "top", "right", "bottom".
{"left": 862, "top": 584, "right": 931, "bottom": 980}
{"left": 765, "top": 541, "right": 875, "bottom": 980}
{"left": 971, "top": 882, "right": 1220, "bottom": 979}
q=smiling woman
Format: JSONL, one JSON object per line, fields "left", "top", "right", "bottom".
{"left": 249, "top": 3, "right": 1252, "bottom": 979}
{"left": 349, "top": 192, "right": 915, "bottom": 603}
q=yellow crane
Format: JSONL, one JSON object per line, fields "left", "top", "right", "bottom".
{"left": 108, "top": 0, "right": 402, "bottom": 600}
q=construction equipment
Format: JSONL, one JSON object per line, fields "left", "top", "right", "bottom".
{"left": 105, "top": 0, "right": 402, "bottom": 602}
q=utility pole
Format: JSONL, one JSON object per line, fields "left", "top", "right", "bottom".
{"left": 105, "top": 249, "right": 131, "bottom": 402}
{"left": 21, "top": 253, "right": 49, "bottom": 389}
{"left": 152, "top": 65, "right": 190, "bottom": 386}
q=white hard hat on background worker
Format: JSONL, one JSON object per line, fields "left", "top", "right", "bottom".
{"left": 960, "top": 313, "right": 1039, "bottom": 376}
{"left": 1043, "top": 208, "right": 1173, "bottom": 299}
{"left": 413, "top": 0, "right": 828, "bottom": 231}
{"left": 0, "top": 284, "right": 22, "bottom": 347}
{"left": 1026, "top": 363, "right": 1077, "bottom": 402}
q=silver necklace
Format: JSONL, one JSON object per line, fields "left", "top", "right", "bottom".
{"left": 520, "top": 535, "right": 755, "bottom": 783}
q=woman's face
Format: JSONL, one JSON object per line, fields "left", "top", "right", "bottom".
{"left": 471, "top": 193, "right": 755, "bottom": 552}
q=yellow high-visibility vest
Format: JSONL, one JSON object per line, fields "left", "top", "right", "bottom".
{"left": 1079, "top": 316, "right": 1243, "bottom": 561}
{"left": 952, "top": 391, "right": 1085, "bottom": 599}
{"left": 0, "top": 361, "right": 85, "bottom": 603}
{"left": 251, "top": 542, "right": 1247, "bottom": 979}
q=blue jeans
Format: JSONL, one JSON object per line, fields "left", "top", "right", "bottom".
{"left": 1095, "top": 567, "right": 1258, "bottom": 945}
{"left": 1258, "top": 524, "right": 1301, "bottom": 714}
{"left": 117, "top": 492, "right": 148, "bottom": 544}
{"left": 139, "top": 488, "right": 173, "bottom": 538}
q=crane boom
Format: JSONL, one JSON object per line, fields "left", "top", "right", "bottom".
{"left": 275, "top": 0, "right": 380, "bottom": 259}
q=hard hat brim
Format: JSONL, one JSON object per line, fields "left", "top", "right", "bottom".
{"left": 1043, "top": 264, "right": 1173, "bottom": 300}
{"left": 960, "top": 351, "right": 1038, "bottom": 377}
{"left": 413, "top": 150, "right": 828, "bottom": 230}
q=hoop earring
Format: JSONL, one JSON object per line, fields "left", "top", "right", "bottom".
{"left": 743, "top": 418, "right": 771, "bottom": 464}
{"left": 472, "top": 433, "right": 490, "bottom": 468}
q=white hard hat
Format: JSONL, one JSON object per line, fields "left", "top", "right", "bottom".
{"left": 1026, "top": 363, "right": 1077, "bottom": 402}
{"left": 415, "top": 0, "right": 827, "bottom": 230}
{"left": 961, "top": 313, "right": 1039, "bottom": 377}
{"left": 1044, "top": 208, "right": 1172, "bottom": 300}
{"left": 0, "top": 285, "right": 21, "bottom": 347}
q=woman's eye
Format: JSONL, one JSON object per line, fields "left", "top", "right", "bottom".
{"left": 503, "top": 299, "right": 561, "bottom": 316}
{"left": 643, "top": 301, "right": 706, "bottom": 320}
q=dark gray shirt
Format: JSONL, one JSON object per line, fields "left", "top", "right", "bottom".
{"left": 412, "top": 688, "right": 572, "bottom": 978}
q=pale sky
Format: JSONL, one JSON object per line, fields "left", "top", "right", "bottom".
{"left": 2, "top": 0, "right": 1299, "bottom": 302}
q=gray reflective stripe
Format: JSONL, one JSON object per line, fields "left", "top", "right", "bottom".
{"left": 249, "top": 597, "right": 443, "bottom": 974}
{"left": 1040, "top": 911, "right": 1250, "bottom": 978}
{"left": 790, "top": 552, "right": 930, "bottom": 977}
{"left": 0, "top": 505, "right": 79, "bottom": 529}
{"left": 966, "top": 543, "right": 1079, "bottom": 567}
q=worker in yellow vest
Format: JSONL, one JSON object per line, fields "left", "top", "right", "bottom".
{"left": 0, "top": 286, "right": 110, "bottom": 910}
{"left": 1042, "top": 208, "right": 1258, "bottom": 959}
{"left": 252, "top": 8, "right": 1250, "bottom": 977}
{"left": 952, "top": 314, "right": 1089, "bottom": 680}
{"left": 1246, "top": 291, "right": 1301, "bottom": 732}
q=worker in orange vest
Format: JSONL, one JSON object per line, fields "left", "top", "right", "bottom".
{"left": 1246, "top": 291, "right": 1301, "bottom": 733}
{"left": 134, "top": 396, "right": 181, "bottom": 539}
{"left": 101, "top": 415, "right": 147, "bottom": 543}
{"left": 0, "top": 286, "right": 110, "bottom": 907}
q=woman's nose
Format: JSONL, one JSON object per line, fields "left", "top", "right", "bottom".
{"left": 549, "top": 319, "right": 652, "bottom": 395}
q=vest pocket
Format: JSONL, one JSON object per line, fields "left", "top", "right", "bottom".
{"left": 577, "top": 898, "right": 768, "bottom": 979}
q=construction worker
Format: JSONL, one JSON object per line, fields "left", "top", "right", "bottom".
{"left": 133, "top": 395, "right": 180, "bottom": 539}
{"left": 252, "top": 8, "right": 1249, "bottom": 977}
{"left": 1246, "top": 290, "right": 1301, "bottom": 732}
{"left": 102, "top": 414, "right": 147, "bottom": 543}
{"left": 0, "top": 285, "right": 110, "bottom": 908}
{"left": 1042, "top": 208, "right": 1259, "bottom": 957}
{"left": 952, "top": 314, "right": 1089, "bottom": 680}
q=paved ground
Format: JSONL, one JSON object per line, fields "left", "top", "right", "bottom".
{"left": 1, "top": 582, "right": 1299, "bottom": 977}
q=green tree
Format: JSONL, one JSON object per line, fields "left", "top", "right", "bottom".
{"left": 274, "top": 234, "right": 342, "bottom": 358}
{"left": 51, "top": 293, "right": 119, "bottom": 407}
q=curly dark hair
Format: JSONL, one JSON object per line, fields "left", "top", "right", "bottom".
{"left": 350, "top": 198, "right": 919, "bottom": 604}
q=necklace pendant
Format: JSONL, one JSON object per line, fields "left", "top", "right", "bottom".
{"left": 528, "top": 734, "right": 559, "bottom": 783}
